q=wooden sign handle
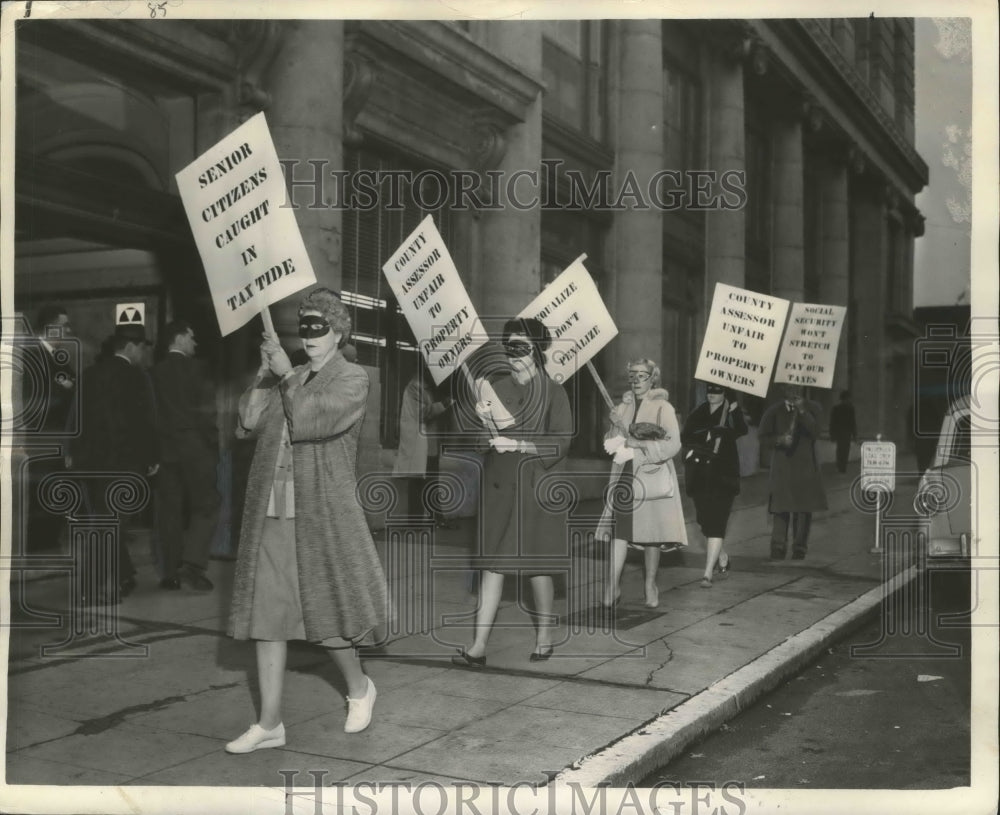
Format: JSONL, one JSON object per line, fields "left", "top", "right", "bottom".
{"left": 586, "top": 360, "right": 615, "bottom": 410}
{"left": 260, "top": 306, "right": 276, "bottom": 337}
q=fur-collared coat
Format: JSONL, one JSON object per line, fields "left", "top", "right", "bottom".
{"left": 598, "top": 388, "right": 688, "bottom": 546}
{"left": 227, "top": 354, "right": 387, "bottom": 643}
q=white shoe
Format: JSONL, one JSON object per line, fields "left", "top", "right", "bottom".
{"left": 225, "top": 722, "right": 285, "bottom": 754}
{"left": 344, "top": 677, "right": 377, "bottom": 733}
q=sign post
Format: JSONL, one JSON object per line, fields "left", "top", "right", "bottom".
{"left": 860, "top": 435, "right": 897, "bottom": 554}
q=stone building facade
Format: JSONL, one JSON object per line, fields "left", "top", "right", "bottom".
{"left": 13, "top": 17, "right": 926, "bottom": 476}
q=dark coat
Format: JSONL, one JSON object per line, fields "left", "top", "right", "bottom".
{"left": 151, "top": 351, "right": 218, "bottom": 463}
{"left": 227, "top": 354, "right": 387, "bottom": 642}
{"left": 829, "top": 401, "right": 857, "bottom": 442}
{"left": 681, "top": 399, "right": 749, "bottom": 495}
{"left": 474, "top": 373, "right": 572, "bottom": 574}
{"left": 74, "top": 355, "right": 158, "bottom": 474}
{"left": 16, "top": 337, "right": 77, "bottom": 437}
{"left": 758, "top": 398, "right": 828, "bottom": 513}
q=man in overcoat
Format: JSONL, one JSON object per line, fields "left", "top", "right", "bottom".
{"left": 74, "top": 324, "right": 159, "bottom": 602}
{"left": 758, "top": 384, "right": 827, "bottom": 560}
{"left": 151, "top": 320, "right": 220, "bottom": 591}
{"left": 16, "top": 305, "right": 77, "bottom": 554}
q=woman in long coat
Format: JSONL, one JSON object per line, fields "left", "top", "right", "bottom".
{"left": 599, "top": 358, "right": 687, "bottom": 609}
{"left": 451, "top": 317, "right": 572, "bottom": 666}
{"left": 225, "top": 288, "right": 387, "bottom": 754}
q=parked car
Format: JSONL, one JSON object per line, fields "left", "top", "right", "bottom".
{"left": 915, "top": 395, "right": 973, "bottom": 565}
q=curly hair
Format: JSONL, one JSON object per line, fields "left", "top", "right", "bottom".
{"left": 626, "top": 357, "right": 661, "bottom": 388}
{"left": 299, "top": 287, "right": 351, "bottom": 348}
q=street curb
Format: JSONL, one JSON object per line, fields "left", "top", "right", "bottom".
{"left": 553, "top": 564, "right": 919, "bottom": 787}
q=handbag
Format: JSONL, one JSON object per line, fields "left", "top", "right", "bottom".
{"left": 684, "top": 400, "right": 730, "bottom": 497}
{"left": 631, "top": 405, "right": 674, "bottom": 500}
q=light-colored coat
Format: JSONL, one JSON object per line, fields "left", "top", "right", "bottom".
{"left": 393, "top": 375, "right": 446, "bottom": 476}
{"left": 599, "top": 388, "right": 688, "bottom": 546}
{"left": 227, "top": 354, "right": 387, "bottom": 643}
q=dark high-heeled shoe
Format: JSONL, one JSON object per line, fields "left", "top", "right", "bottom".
{"left": 451, "top": 649, "right": 486, "bottom": 668}
{"left": 529, "top": 646, "right": 554, "bottom": 662}
{"left": 715, "top": 555, "right": 731, "bottom": 577}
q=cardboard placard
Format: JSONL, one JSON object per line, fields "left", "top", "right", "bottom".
{"left": 773, "top": 302, "right": 847, "bottom": 389}
{"left": 517, "top": 254, "right": 618, "bottom": 383}
{"left": 382, "top": 215, "right": 486, "bottom": 385}
{"left": 175, "top": 112, "right": 317, "bottom": 336}
{"left": 694, "top": 283, "right": 791, "bottom": 398}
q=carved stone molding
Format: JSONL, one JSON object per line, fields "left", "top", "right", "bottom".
{"left": 847, "top": 144, "right": 867, "bottom": 176}
{"left": 344, "top": 49, "right": 379, "bottom": 148}
{"left": 800, "top": 95, "right": 825, "bottom": 134}
{"left": 468, "top": 109, "right": 509, "bottom": 171}
{"left": 226, "top": 20, "right": 282, "bottom": 114}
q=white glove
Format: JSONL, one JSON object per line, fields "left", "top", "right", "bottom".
{"left": 613, "top": 447, "right": 635, "bottom": 465}
{"left": 489, "top": 436, "right": 519, "bottom": 453}
{"left": 603, "top": 435, "right": 626, "bottom": 455}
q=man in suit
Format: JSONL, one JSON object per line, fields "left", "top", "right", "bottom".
{"left": 74, "top": 324, "right": 159, "bottom": 603}
{"left": 829, "top": 390, "right": 858, "bottom": 474}
{"left": 151, "top": 321, "right": 219, "bottom": 591}
{"left": 758, "top": 384, "right": 828, "bottom": 561}
{"left": 18, "top": 305, "right": 77, "bottom": 554}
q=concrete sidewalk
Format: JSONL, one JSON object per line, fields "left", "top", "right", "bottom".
{"left": 4, "top": 458, "right": 923, "bottom": 790}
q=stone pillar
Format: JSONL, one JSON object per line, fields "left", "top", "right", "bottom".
{"left": 478, "top": 22, "right": 543, "bottom": 323}
{"left": 704, "top": 48, "right": 746, "bottom": 296}
{"left": 849, "top": 181, "right": 887, "bottom": 439}
{"left": 265, "top": 21, "right": 344, "bottom": 336}
{"left": 818, "top": 155, "right": 850, "bottom": 399}
{"left": 771, "top": 116, "right": 804, "bottom": 303}
{"left": 608, "top": 20, "right": 664, "bottom": 389}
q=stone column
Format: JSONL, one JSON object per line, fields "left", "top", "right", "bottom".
{"left": 704, "top": 48, "right": 746, "bottom": 296}
{"left": 771, "top": 115, "right": 804, "bottom": 303}
{"left": 265, "top": 20, "right": 344, "bottom": 336}
{"left": 818, "top": 155, "right": 850, "bottom": 398}
{"left": 849, "top": 180, "right": 887, "bottom": 439}
{"left": 478, "top": 22, "right": 543, "bottom": 323}
{"left": 608, "top": 20, "right": 664, "bottom": 389}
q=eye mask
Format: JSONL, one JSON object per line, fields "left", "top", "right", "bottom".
{"left": 298, "top": 318, "right": 331, "bottom": 339}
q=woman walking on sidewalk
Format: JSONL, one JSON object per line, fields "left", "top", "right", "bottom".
{"left": 225, "top": 288, "right": 387, "bottom": 753}
{"left": 451, "top": 318, "right": 572, "bottom": 667}
{"left": 598, "top": 358, "right": 687, "bottom": 609}
{"left": 681, "top": 383, "right": 748, "bottom": 587}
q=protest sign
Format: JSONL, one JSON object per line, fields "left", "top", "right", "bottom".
{"left": 382, "top": 215, "right": 486, "bottom": 385}
{"left": 175, "top": 112, "right": 317, "bottom": 336}
{"left": 773, "top": 302, "right": 847, "bottom": 389}
{"left": 517, "top": 254, "right": 618, "bottom": 385}
{"left": 694, "top": 283, "right": 790, "bottom": 398}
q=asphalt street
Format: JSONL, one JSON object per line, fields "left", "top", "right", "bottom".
{"left": 641, "top": 567, "right": 973, "bottom": 790}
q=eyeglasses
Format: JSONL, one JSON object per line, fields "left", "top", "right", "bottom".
{"left": 503, "top": 341, "right": 534, "bottom": 358}
{"left": 627, "top": 371, "right": 651, "bottom": 383}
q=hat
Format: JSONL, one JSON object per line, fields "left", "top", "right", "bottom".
{"left": 115, "top": 324, "right": 151, "bottom": 345}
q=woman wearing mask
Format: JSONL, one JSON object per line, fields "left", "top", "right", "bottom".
{"left": 451, "top": 317, "right": 572, "bottom": 666}
{"left": 225, "top": 288, "right": 387, "bottom": 753}
{"left": 681, "top": 383, "right": 748, "bottom": 587}
{"left": 599, "top": 358, "right": 687, "bottom": 609}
